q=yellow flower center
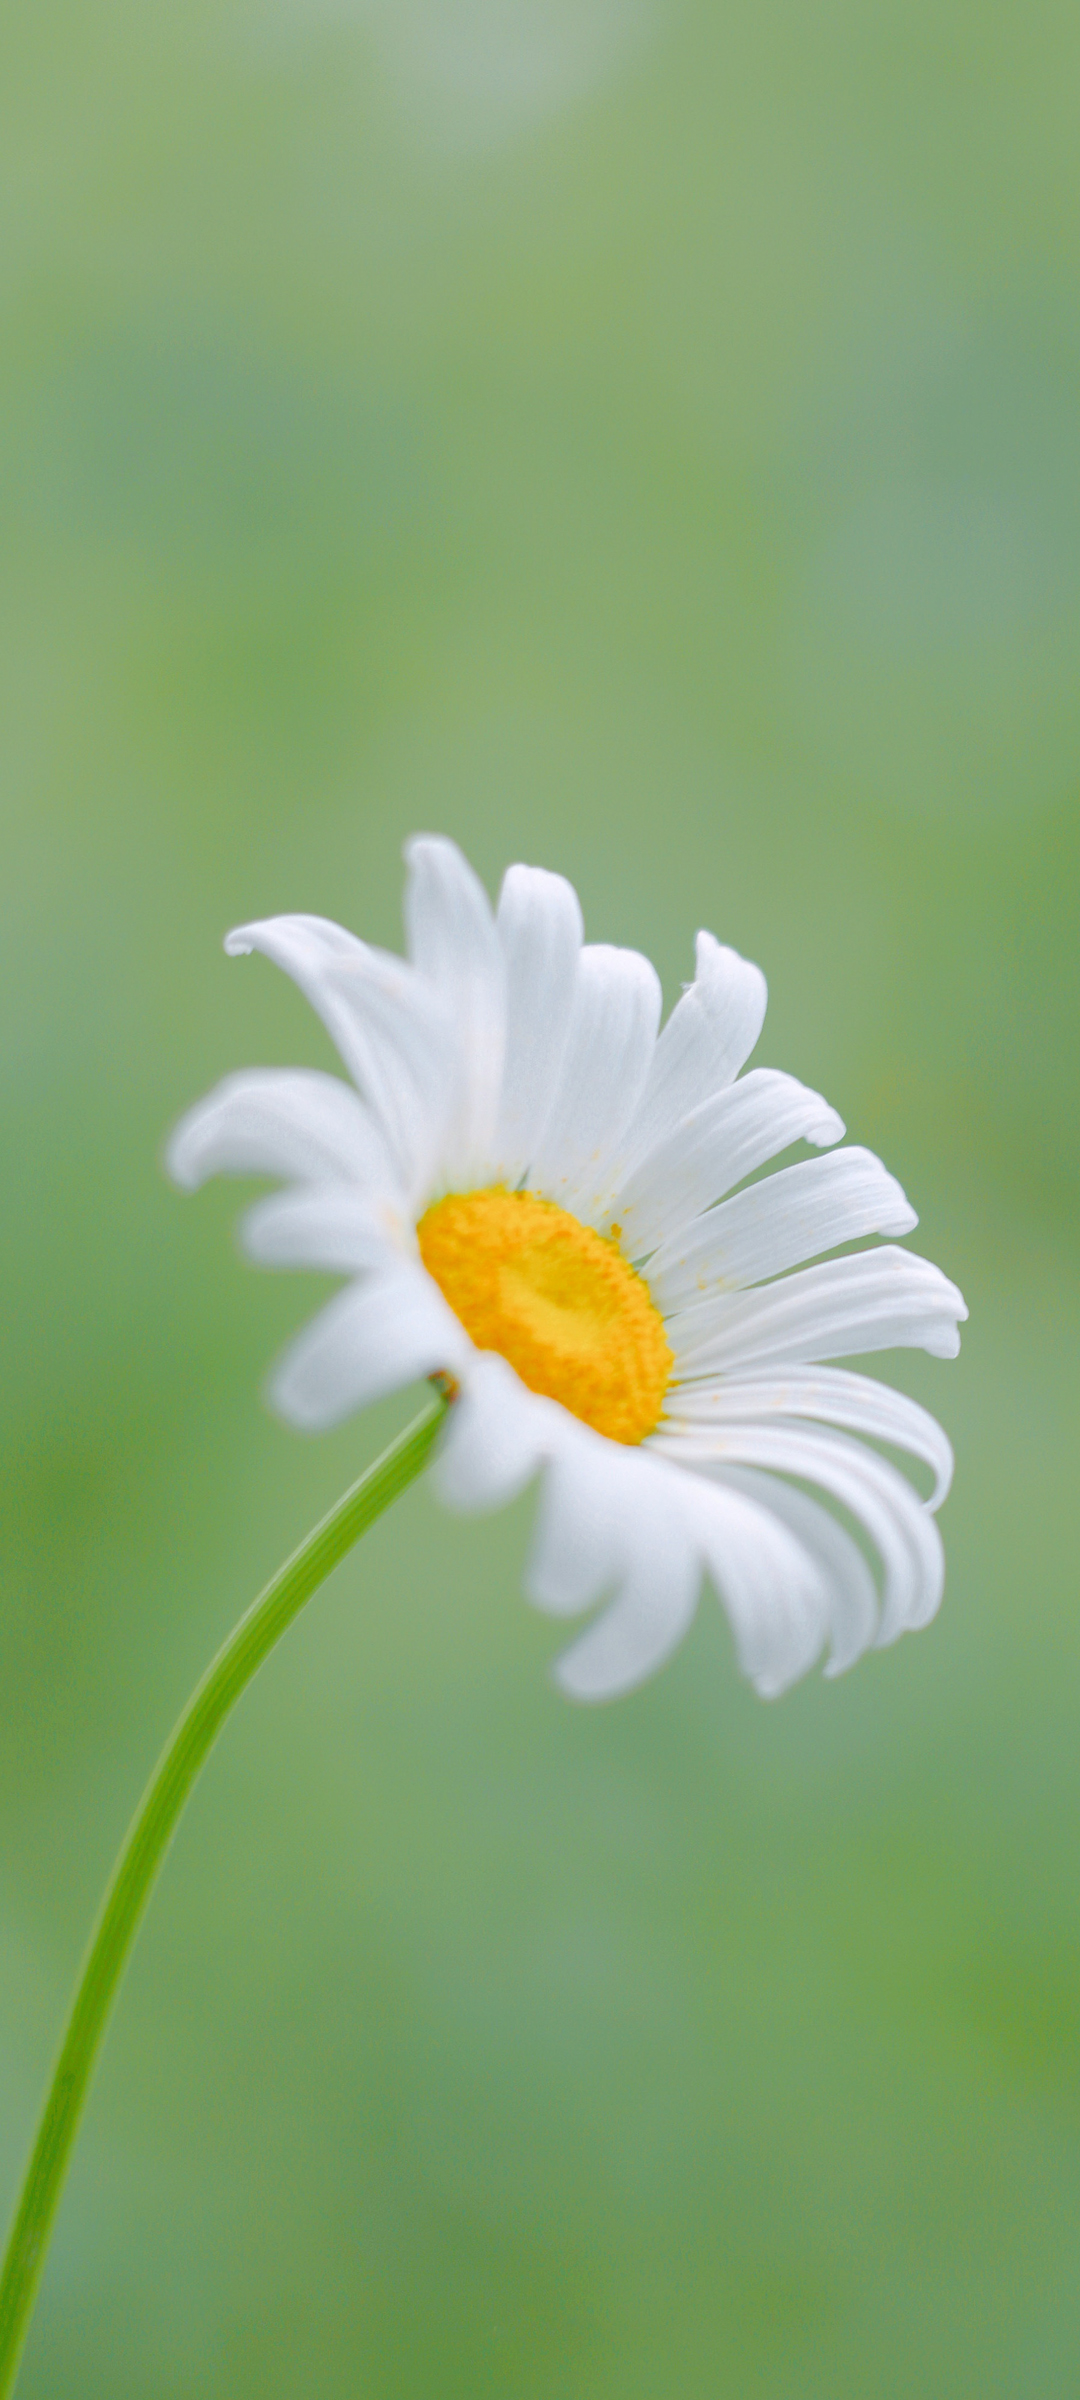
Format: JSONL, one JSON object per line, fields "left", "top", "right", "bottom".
{"left": 417, "top": 1187, "right": 673, "bottom": 1445}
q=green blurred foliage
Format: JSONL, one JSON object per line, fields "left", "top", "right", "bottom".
{"left": 1, "top": 1, "right": 1079, "bottom": 2392}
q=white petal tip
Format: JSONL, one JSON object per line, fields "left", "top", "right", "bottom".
{"left": 811, "top": 1108, "right": 846, "bottom": 1147}
{"left": 163, "top": 1134, "right": 197, "bottom": 1191}
{"left": 223, "top": 928, "right": 255, "bottom": 957}
{"left": 163, "top": 1121, "right": 212, "bottom": 1191}
{"left": 403, "top": 832, "right": 462, "bottom": 869}
{"left": 264, "top": 1370, "right": 341, "bottom": 1433}
{"left": 550, "top": 1656, "right": 621, "bottom": 1705}
{"left": 694, "top": 928, "right": 767, "bottom": 1002}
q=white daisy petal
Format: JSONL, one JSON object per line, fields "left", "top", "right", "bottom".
{"left": 686, "top": 1472, "right": 830, "bottom": 1697}
{"left": 222, "top": 914, "right": 385, "bottom": 1081}
{"left": 403, "top": 836, "right": 506, "bottom": 1185}
{"left": 671, "top": 1246, "right": 968, "bottom": 1377}
{"left": 527, "top": 943, "right": 662, "bottom": 1212}
{"left": 524, "top": 1419, "right": 634, "bottom": 1619}
{"left": 708, "top": 1465, "right": 879, "bottom": 1678}
{"left": 430, "top": 1352, "right": 549, "bottom": 1513}
{"left": 269, "top": 1266, "right": 469, "bottom": 1431}
{"left": 239, "top": 1186, "right": 406, "bottom": 1276}
{"left": 648, "top": 1146, "right": 917, "bottom": 1308}
{"left": 225, "top": 916, "right": 455, "bottom": 1204}
{"left": 606, "top": 1068, "right": 845, "bottom": 1256}
{"left": 166, "top": 1068, "right": 394, "bottom": 1194}
{"left": 492, "top": 864, "right": 583, "bottom": 1184}
{"left": 668, "top": 1420, "right": 944, "bottom": 1646}
{"left": 620, "top": 930, "right": 768, "bottom": 1166}
{"left": 666, "top": 1366, "right": 954, "bottom": 1507}
{"left": 552, "top": 1541, "right": 701, "bottom": 1703}
{"left": 528, "top": 1435, "right": 700, "bottom": 1699}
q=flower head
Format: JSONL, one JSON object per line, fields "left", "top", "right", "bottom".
{"left": 168, "top": 838, "right": 966, "bottom": 1702}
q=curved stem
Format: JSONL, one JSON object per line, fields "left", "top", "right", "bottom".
{"left": 0, "top": 1394, "right": 447, "bottom": 2398}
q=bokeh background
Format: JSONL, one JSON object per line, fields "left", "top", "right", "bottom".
{"left": 2, "top": 3, "right": 1079, "bottom": 2393}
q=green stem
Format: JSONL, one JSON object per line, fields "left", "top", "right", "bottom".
{"left": 0, "top": 1393, "right": 447, "bottom": 2399}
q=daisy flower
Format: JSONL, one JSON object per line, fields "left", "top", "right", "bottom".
{"left": 168, "top": 837, "right": 966, "bottom": 1703}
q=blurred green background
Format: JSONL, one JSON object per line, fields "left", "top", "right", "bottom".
{"left": 2, "top": 2, "right": 1079, "bottom": 2393}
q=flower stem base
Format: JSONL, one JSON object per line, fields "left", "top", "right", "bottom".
{"left": 0, "top": 1394, "right": 447, "bottom": 2399}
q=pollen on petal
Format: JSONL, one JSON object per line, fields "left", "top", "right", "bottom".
{"left": 417, "top": 1188, "right": 672, "bottom": 1445}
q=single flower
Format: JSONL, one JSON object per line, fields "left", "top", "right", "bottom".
{"left": 168, "top": 837, "right": 966, "bottom": 1702}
